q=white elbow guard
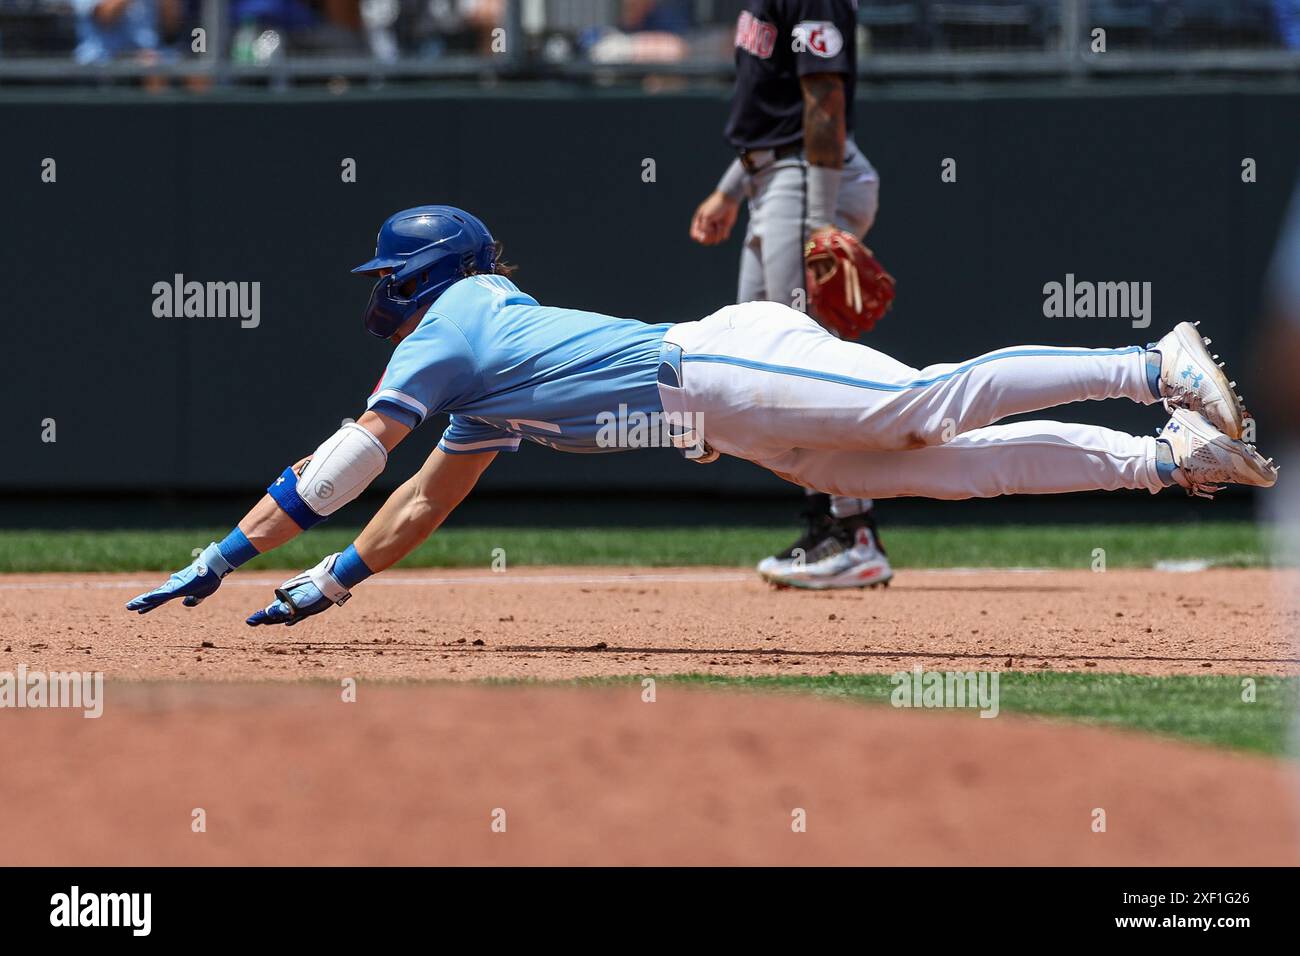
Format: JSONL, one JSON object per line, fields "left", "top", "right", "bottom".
{"left": 268, "top": 423, "right": 387, "bottom": 529}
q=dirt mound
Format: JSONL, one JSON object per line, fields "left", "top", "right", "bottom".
{"left": 1, "top": 683, "right": 1295, "bottom": 866}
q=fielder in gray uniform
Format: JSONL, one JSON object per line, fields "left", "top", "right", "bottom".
{"left": 690, "top": 0, "right": 892, "bottom": 589}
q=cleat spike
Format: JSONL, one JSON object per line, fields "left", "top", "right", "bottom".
{"left": 1193, "top": 320, "right": 1201, "bottom": 326}
{"left": 1212, "top": 354, "right": 1220, "bottom": 360}
{"left": 1228, "top": 380, "right": 1236, "bottom": 387}
{"left": 1203, "top": 337, "right": 1212, "bottom": 345}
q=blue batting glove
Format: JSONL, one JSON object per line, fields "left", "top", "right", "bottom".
{"left": 246, "top": 554, "right": 352, "bottom": 627}
{"left": 126, "top": 543, "right": 232, "bottom": 614}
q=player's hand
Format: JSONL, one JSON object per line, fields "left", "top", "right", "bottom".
{"left": 126, "top": 543, "right": 233, "bottom": 614}
{"left": 246, "top": 554, "right": 351, "bottom": 627}
{"left": 244, "top": 580, "right": 331, "bottom": 627}
{"left": 689, "top": 191, "right": 740, "bottom": 246}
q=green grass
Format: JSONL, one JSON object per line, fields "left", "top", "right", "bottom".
{"left": 0, "top": 521, "right": 1276, "bottom": 573}
{"left": 571, "top": 673, "right": 1300, "bottom": 757}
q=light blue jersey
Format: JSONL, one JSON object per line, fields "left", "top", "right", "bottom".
{"left": 367, "top": 275, "right": 672, "bottom": 454}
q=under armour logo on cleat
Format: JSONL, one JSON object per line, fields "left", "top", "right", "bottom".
{"left": 1180, "top": 365, "right": 1204, "bottom": 388}
{"left": 1166, "top": 421, "right": 1181, "bottom": 432}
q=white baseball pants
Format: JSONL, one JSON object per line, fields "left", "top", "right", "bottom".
{"left": 658, "top": 301, "right": 1167, "bottom": 500}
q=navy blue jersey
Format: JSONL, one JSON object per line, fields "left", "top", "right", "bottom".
{"left": 723, "top": 0, "right": 857, "bottom": 150}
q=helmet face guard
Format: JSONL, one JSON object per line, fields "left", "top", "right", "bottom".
{"left": 360, "top": 277, "right": 421, "bottom": 339}
{"left": 361, "top": 247, "right": 457, "bottom": 339}
{"left": 354, "top": 205, "right": 498, "bottom": 339}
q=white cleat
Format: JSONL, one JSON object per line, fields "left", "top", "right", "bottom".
{"left": 1158, "top": 409, "right": 1278, "bottom": 499}
{"left": 758, "top": 517, "right": 894, "bottom": 590}
{"left": 1152, "top": 322, "right": 1247, "bottom": 439}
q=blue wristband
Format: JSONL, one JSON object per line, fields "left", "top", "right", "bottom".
{"left": 268, "top": 465, "right": 326, "bottom": 530}
{"left": 332, "top": 544, "right": 374, "bottom": 589}
{"left": 217, "top": 527, "right": 260, "bottom": 569}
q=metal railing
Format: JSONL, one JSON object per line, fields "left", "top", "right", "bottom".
{"left": 0, "top": 0, "right": 1298, "bottom": 86}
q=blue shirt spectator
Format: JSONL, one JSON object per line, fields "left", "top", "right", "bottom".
{"left": 230, "top": 0, "right": 320, "bottom": 31}
{"left": 1276, "top": 0, "right": 1300, "bottom": 48}
{"left": 72, "top": 0, "right": 161, "bottom": 63}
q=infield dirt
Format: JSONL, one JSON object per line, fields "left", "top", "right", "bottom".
{"left": 1, "top": 567, "right": 1295, "bottom": 680}
{"left": 1, "top": 683, "right": 1297, "bottom": 866}
{"left": 2, "top": 566, "right": 1297, "bottom": 866}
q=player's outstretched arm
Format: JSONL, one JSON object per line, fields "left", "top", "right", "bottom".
{"left": 125, "top": 410, "right": 411, "bottom": 615}
{"left": 246, "top": 447, "right": 495, "bottom": 627}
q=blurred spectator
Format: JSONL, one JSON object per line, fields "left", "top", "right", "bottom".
{"left": 228, "top": 0, "right": 364, "bottom": 62}
{"left": 1275, "top": 0, "right": 1300, "bottom": 48}
{"left": 621, "top": 0, "right": 690, "bottom": 34}
{"left": 359, "top": 0, "right": 400, "bottom": 60}
{"left": 409, "top": 0, "right": 505, "bottom": 57}
{"left": 0, "top": 0, "right": 1296, "bottom": 74}
{"left": 461, "top": 0, "right": 503, "bottom": 54}
{"left": 581, "top": 0, "right": 691, "bottom": 63}
{"left": 71, "top": 0, "right": 163, "bottom": 64}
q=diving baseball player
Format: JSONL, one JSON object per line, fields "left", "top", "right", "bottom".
{"left": 690, "top": 0, "right": 896, "bottom": 590}
{"left": 126, "top": 206, "right": 1278, "bottom": 624}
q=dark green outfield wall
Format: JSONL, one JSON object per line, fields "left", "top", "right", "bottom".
{"left": 3, "top": 84, "right": 1298, "bottom": 501}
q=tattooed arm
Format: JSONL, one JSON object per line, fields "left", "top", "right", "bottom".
{"left": 800, "top": 72, "right": 846, "bottom": 170}
{"left": 800, "top": 72, "right": 847, "bottom": 226}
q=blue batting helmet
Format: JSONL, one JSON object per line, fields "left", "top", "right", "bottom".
{"left": 353, "top": 205, "right": 497, "bottom": 338}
